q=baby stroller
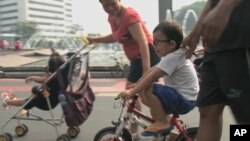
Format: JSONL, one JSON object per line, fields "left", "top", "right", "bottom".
{"left": 0, "top": 38, "right": 96, "bottom": 141}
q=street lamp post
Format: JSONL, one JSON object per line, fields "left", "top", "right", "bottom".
{"left": 158, "top": 0, "right": 172, "bottom": 22}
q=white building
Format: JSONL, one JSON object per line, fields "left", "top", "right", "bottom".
{"left": 0, "top": 0, "right": 72, "bottom": 34}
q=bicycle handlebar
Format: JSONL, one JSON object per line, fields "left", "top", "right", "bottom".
{"left": 115, "top": 93, "right": 139, "bottom": 101}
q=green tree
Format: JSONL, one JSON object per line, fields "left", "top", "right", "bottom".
{"left": 67, "top": 24, "right": 84, "bottom": 34}
{"left": 12, "top": 21, "right": 39, "bottom": 43}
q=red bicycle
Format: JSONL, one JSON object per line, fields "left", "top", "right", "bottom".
{"left": 94, "top": 94, "right": 198, "bottom": 141}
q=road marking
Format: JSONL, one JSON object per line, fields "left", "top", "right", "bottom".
{"left": 95, "top": 93, "right": 119, "bottom": 97}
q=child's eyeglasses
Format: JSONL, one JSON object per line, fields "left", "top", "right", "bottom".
{"left": 153, "top": 39, "right": 171, "bottom": 46}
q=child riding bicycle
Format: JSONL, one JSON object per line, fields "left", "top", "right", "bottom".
{"left": 120, "top": 20, "right": 199, "bottom": 134}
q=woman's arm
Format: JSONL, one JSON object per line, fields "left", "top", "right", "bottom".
{"left": 87, "top": 34, "right": 115, "bottom": 44}
{"left": 128, "top": 23, "right": 150, "bottom": 74}
{"left": 201, "top": 0, "right": 243, "bottom": 45}
{"left": 183, "top": 0, "right": 212, "bottom": 58}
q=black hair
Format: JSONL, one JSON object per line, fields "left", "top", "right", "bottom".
{"left": 153, "top": 20, "right": 183, "bottom": 49}
{"left": 48, "top": 51, "right": 65, "bottom": 73}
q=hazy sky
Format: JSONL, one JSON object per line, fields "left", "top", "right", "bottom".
{"left": 72, "top": 0, "right": 202, "bottom": 35}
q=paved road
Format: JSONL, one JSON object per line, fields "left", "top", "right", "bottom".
{"left": 0, "top": 79, "right": 236, "bottom": 141}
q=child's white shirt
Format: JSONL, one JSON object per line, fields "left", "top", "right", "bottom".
{"left": 156, "top": 48, "right": 199, "bottom": 101}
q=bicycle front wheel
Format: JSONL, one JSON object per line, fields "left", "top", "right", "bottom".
{"left": 175, "top": 127, "right": 198, "bottom": 141}
{"left": 93, "top": 126, "right": 132, "bottom": 141}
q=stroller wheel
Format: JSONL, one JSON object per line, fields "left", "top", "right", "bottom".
{"left": 67, "top": 126, "right": 80, "bottom": 139}
{"left": 0, "top": 132, "right": 13, "bottom": 141}
{"left": 20, "top": 124, "right": 28, "bottom": 133}
{"left": 57, "top": 134, "right": 71, "bottom": 141}
{"left": 15, "top": 124, "right": 28, "bottom": 137}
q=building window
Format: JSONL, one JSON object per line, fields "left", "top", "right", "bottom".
{"left": 29, "top": 14, "right": 64, "bottom": 20}
{"left": 1, "top": 23, "right": 16, "bottom": 27}
{"left": 29, "top": 8, "right": 63, "bottom": 14}
{"left": 0, "top": 3, "right": 17, "bottom": 8}
{"left": 65, "top": 8, "right": 72, "bottom": 12}
{"left": 29, "top": 0, "right": 63, "bottom": 8}
{"left": 0, "top": 9, "right": 18, "bottom": 14}
{"left": 36, "top": 22, "right": 64, "bottom": 26}
{"left": 66, "top": 14, "right": 72, "bottom": 17}
{"left": 0, "top": 16, "right": 18, "bottom": 20}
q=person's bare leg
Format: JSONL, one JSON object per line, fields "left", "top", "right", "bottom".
{"left": 139, "top": 90, "right": 150, "bottom": 107}
{"left": 144, "top": 87, "right": 169, "bottom": 130}
{"left": 5, "top": 98, "right": 25, "bottom": 106}
{"left": 197, "top": 104, "right": 225, "bottom": 141}
{"left": 126, "top": 81, "right": 141, "bottom": 139}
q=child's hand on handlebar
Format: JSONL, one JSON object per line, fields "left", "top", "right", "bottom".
{"left": 119, "top": 89, "right": 133, "bottom": 100}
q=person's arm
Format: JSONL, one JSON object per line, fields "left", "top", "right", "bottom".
{"left": 201, "top": 0, "right": 243, "bottom": 46}
{"left": 87, "top": 34, "right": 115, "bottom": 44}
{"left": 218, "top": 0, "right": 242, "bottom": 11}
{"left": 120, "top": 67, "right": 165, "bottom": 99}
{"left": 182, "top": 0, "right": 212, "bottom": 58}
{"left": 126, "top": 66, "right": 157, "bottom": 89}
{"left": 25, "top": 74, "right": 48, "bottom": 84}
{"left": 128, "top": 23, "right": 150, "bottom": 73}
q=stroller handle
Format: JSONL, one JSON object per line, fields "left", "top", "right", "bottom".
{"left": 75, "top": 36, "right": 89, "bottom": 46}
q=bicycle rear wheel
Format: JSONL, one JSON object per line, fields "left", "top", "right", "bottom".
{"left": 94, "top": 126, "right": 132, "bottom": 141}
{"left": 175, "top": 127, "right": 198, "bottom": 141}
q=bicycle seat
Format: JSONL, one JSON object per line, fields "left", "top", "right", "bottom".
{"left": 141, "top": 125, "right": 174, "bottom": 137}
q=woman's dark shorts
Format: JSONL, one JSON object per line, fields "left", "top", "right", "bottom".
{"left": 197, "top": 48, "right": 250, "bottom": 122}
{"left": 127, "top": 45, "right": 160, "bottom": 83}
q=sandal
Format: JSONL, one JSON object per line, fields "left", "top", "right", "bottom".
{"left": 1, "top": 91, "right": 16, "bottom": 110}
{"left": 142, "top": 124, "right": 174, "bottom": 137}
{"left": 144, "top": 124, "right": 166, "bottom": 133}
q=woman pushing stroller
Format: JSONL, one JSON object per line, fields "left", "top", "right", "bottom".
{"left": 2, "top": 49, "right": 69, "bottom": 111}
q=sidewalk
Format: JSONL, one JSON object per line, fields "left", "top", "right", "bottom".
{"left": 0, "top": 78, "right": 126, "bottom": 94}
{"left": 0, "top": 49, "right": 66, "bottom": 67}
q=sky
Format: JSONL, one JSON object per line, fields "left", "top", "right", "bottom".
{"left": 72, "top": 0, "right": 202, "bottom": 35}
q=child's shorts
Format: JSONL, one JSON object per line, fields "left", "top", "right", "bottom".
{"left": 152, "top": 83, "right": 196, "bottom": 114}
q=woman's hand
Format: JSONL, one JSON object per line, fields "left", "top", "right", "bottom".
{"left": 182, "top": 31, "right": 200, "bottom": 59}
{"left": 86, "top": 37, "right": 95, "bottom": 44}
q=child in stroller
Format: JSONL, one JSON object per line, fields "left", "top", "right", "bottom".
{"left": 2, "top": 48, "right": 69, "bottom": 111}
{"left": 1, "top": 37, "right": 95, "bottom": 141}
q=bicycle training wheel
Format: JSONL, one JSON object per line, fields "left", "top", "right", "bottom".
{"left": 175, "top": 127, "right": 198, "bottom": 141}
{"left": 93, "top": 126, "right": 132, "bottom": 141}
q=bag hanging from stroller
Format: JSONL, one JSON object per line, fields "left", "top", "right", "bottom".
{"left": 62, "top": 80, "right": 95, "bottom": 127}
{"left": 57, "top": 52, "right": 95, "bottom": 127}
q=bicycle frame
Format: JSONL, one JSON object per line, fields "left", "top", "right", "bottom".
{"left": 113, "top": 94, "right": 194, "bottom": 141}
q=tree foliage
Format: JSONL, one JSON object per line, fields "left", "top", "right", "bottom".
{"left": 12, "top": 21, "right": 39, "bottom": 42}
{"left": 67, "top": 24, "right": 84, "bottom": 34}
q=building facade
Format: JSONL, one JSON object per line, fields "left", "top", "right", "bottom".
{"left": 0, "top": 0, "right": 72, "bottom": 34}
